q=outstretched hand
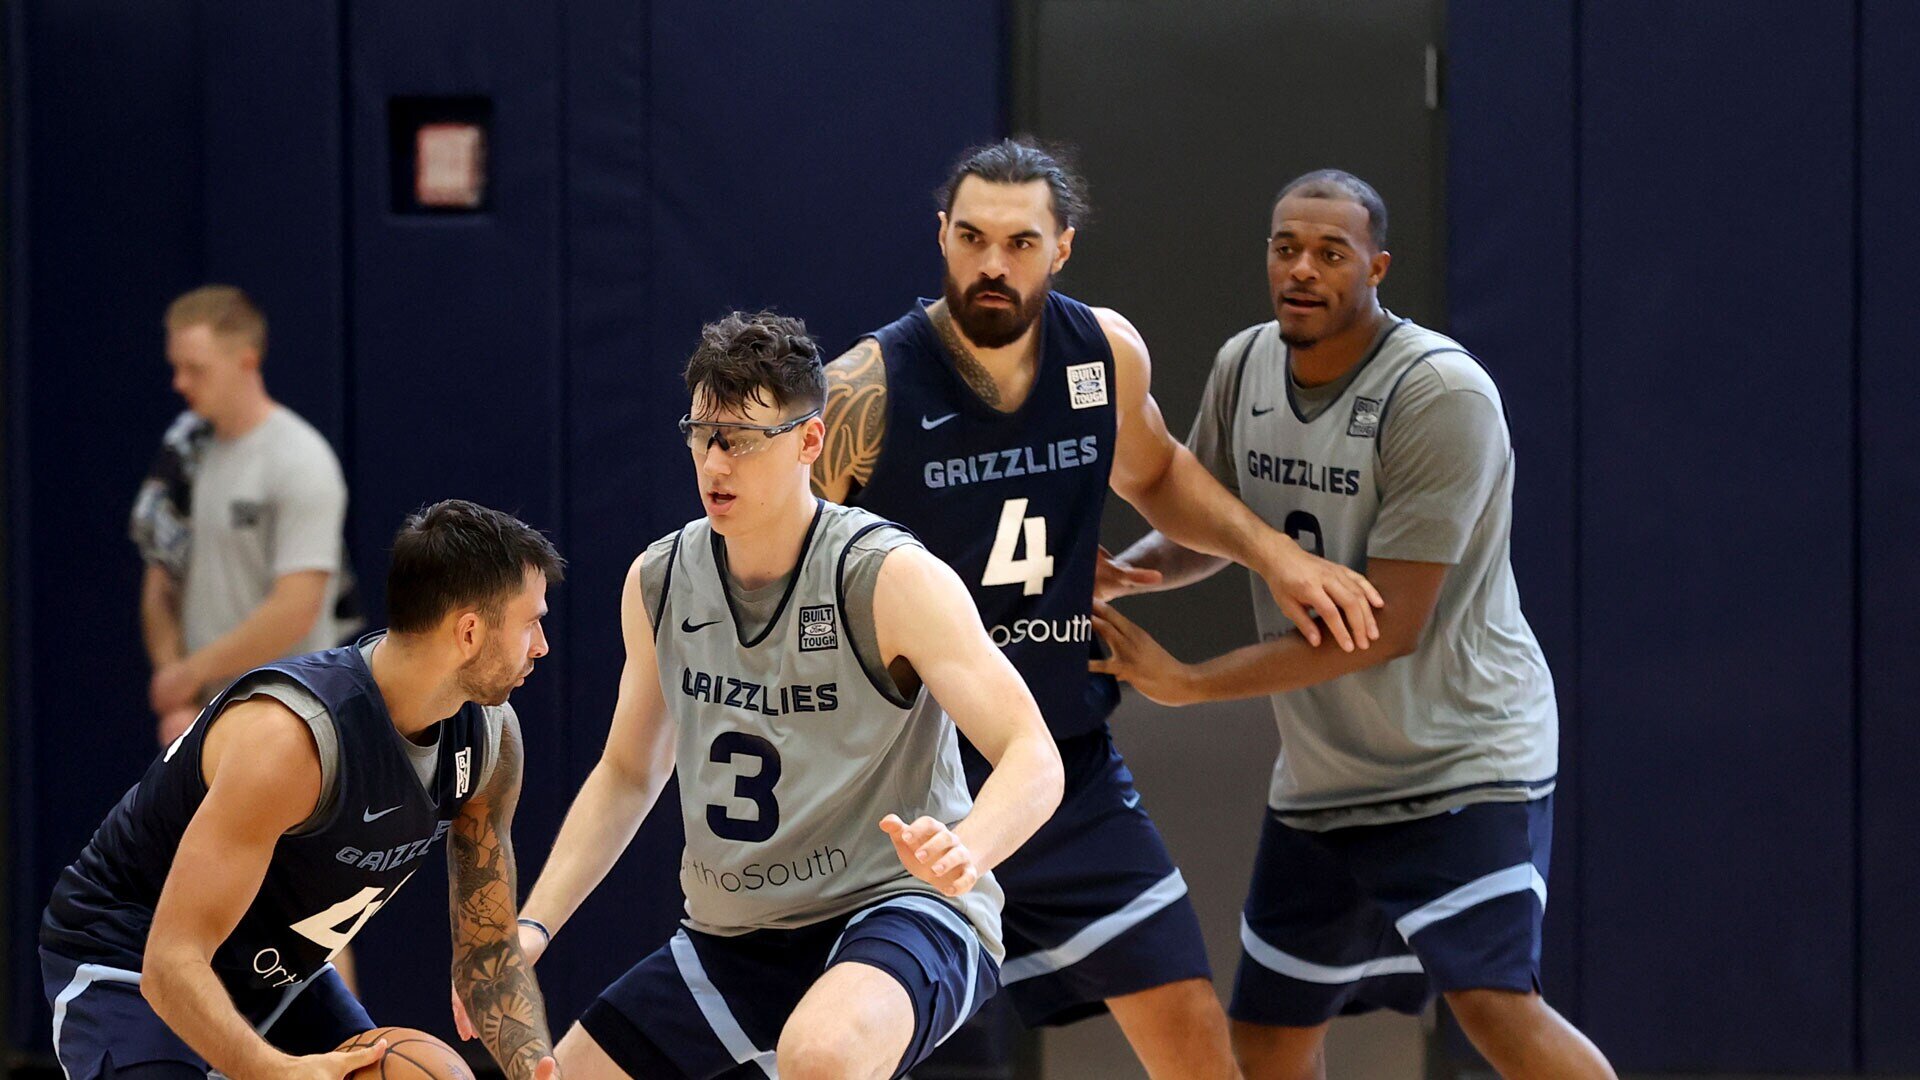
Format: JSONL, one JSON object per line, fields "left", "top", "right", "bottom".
{"left": 1089, "top": 599, "right": 1193, "bottom": 706}
{"left": 880, "top": 814, "right": 981, "bottom": 897}
{"left": 1093, "top": 545, "right": 1163, "bottom": 602}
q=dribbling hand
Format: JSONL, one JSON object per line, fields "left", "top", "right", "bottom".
{"left": 289, "top": 1037, "right": 385, "bottom": 1079}
{"left": 880, "top": 814, "right": 980, "bottom": 896}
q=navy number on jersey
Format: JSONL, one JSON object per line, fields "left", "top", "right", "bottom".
{"left": 707, "top": 732, "right": 782, "bottom": 842}
{"left": 1283, "top": 509, "right": 1326, "bottom": 557}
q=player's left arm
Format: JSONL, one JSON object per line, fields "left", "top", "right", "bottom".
{"left": 1097, "top": 308, "right": 1383, "bottom": 652}
{"left": 1095, "top": 383, "right": 1508, "bottom": 705}
{"left": 1092, "top": 558, "right": 1446, "bottom": 705}
{"left": 872, "top": 546, "right": 1063, "bottom": 895}
{"left": 448, "top": 707, "right": 559, "bottom": 1080}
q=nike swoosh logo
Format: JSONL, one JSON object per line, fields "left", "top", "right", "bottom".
{"left": 921, "top": 413, "right": 959, "bottom": 430}
{"left": 681, "top": 618, "right": 721, "bottom": 633}
{"left": 363, "top": 805, "right": 402, "bottom": 822}
{"left": 1251, "top": 405, "right": 1275, "bottom": 417}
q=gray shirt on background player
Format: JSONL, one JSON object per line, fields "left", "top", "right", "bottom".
{"left": 182, "top": 405, "right": 358, "bottom": 658}
{"left": 1187, "top": 316, "right": 1557, "bottom": 830}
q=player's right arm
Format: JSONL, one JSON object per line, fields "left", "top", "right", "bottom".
{"left": 141, "top": 699, "right": 390, "bottom": 1080}
{"left": 812, "top": 338, "right": 887, "bottom": 503}
{"left": 872, "top": 546, "right": 1063, "bottom": 894}
{"left": 515, "top": 553, "right": 678, "bottom": 958}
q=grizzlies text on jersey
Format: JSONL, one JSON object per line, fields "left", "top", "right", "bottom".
{"left": 647, "top": 501, "right": 1004, "bottom": 959}
{"left": 853, "top": 293, "right": 1118, "bottom": 739}
{"left": 41, "top": 638, "right": 488, "bottom": 1021}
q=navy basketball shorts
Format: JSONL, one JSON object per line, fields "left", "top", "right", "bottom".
{"left": 579, "top": 893, "right": 997, "bottom": 1080}
{"left": 963, "top": 729, "right": 1212, "bottom": 1027}
{"left": 1231, "top": 796, "right": 1554, "bottom": 1027}
{"left": 41, "top": 949, "right": 371, "bottom": 1078}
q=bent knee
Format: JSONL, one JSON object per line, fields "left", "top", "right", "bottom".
{"left": 776, "top": 1025, "right": 893, "bottom": 1080}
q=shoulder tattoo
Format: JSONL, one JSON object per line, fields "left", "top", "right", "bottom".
{"left": 816, "top": 339, "right": 887, "bottom": 500}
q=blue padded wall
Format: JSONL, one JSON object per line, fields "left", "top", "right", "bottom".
{"left": 1858, "top": 0, "right": 1920, "bottom": 1070}
{"left": 6, "top": 0, "right": 1004, "bottom": 1055}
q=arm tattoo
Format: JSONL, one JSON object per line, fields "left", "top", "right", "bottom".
{"left": 450, "top": 717, "right": 554, "bottom": 1080}
{"left": 815, "top": 339, "right": 888, "bottom": 500}
{"left": 927, "top": 300, "right": 1004, "bottom": 409}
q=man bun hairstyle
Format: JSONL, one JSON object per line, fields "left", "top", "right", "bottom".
{"left": 939, "top": 138, "right": 1091, "bottom": 233}
{"left": 387, "top": 500, "right": 564, "bottom": 633}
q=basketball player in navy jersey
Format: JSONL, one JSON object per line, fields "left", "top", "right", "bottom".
{"left": 41, "top": 500, "right": 564, "bottom": 1080}
{"left": 811, "top": 141, "right": 1383, "bottom": 1078}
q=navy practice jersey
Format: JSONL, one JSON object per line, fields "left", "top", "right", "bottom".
{"left": 854, "top": 292, "right": 1118, "bottom": 740}
{"left": 42, "top": 636, "right": 488, "bottom": 1021}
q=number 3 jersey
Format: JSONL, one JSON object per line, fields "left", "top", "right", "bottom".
{"left": 643, "top": 501, "right": 1004, "bottom": 960}
{"left": 1212, "top": 317, "right": 1558, "bottom": 829}
{"left": 853, "top": 293, "right": 1119, "bottom": 741}
{"left": 41, "top": 637, "right": 493, "bottom": 1019}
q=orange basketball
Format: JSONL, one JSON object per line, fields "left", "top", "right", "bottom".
{"left": 336, "top": 1026, "right": 478, "bottom": 1080}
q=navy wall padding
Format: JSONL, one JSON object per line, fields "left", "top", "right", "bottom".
{"left": 1575, "top": 5, "right": 1856, "bottom": 1069}
{"left": 1451, "top": 1, "right": 1873, "bottom": 1071}
{"left": 200, "top": 1, "right": 348, "bottom": 448}
{"left": 7, "top": 0, "right": 208, "bottom": 1048}
{"left": 1858, "top": 0, "right": 1920, "bottom": 1070}
{"left": 1443, "top": 0, "right": 1581, "bottom": 1018}
{"left": 7, "top": 0, "right": 1004, "bottom": 1055}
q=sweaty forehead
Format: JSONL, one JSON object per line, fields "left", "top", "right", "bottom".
{"left": 949, "top": 176, "right": 1057, "bottom": 234}
{"left": 1271, "top": 195, "right": 1371, "bottom": 247}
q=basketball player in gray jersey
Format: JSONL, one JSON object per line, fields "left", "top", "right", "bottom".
{"left": 1097, "top": 172, "right": 1615, "bottom": 1079}
{"left": 488, "top": 312, "right": 1063, "bottom": 1080}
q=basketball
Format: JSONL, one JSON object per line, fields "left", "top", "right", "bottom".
{"left": 336, "top": 1027, "right": 477, "bottom": 1080}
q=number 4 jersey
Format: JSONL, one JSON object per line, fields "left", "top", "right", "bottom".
{"left": 643, "top": 502, "right": 1004, "bottom": 960}
{"left": 41, "top": 638, "right": 495, "bottom": 1020}
{"left": 853, "top": 293, "right": 1119, "bottom": 741}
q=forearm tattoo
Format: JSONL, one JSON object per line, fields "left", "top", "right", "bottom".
{"left": 450, "top": 729, "right": 553, "bottom": 1080}
{"left": 816, "top": 339, "right": 888, "bottom": 499}
{"left": 927, "top": 300, "right": 1004, "bottom": 409}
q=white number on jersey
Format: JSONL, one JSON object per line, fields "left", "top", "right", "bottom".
{"left": 288, "top": 871, "right": 412, "bottom": 959}
{"left": 982, "top": 498, "right": 1055, "bottom": 596}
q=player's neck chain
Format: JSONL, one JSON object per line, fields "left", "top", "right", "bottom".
{"left": 928, "top": 301, "right": 1006, "bottom": 410}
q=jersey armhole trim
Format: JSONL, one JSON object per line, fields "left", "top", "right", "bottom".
{"left": 836, "top": 520, "right": 921, "bottom": 709}
{"left": 1227, "top": 327, "right": 1262, "bottom": 424}
{"left": 652, "top": 529, "right": 684, "bottom": 635}
{"left": 1373, "top": 347, "right": 1495, "bottom": 462}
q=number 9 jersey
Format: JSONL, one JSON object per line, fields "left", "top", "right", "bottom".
{"left": 852, "top": 293, "right": 1119, "bottom": 741}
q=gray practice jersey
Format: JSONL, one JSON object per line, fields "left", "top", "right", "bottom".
{"left": 1190, "top": 317, "right": 1558, "bottom": 829}
{"left": 642, "top": 501, "right": 1004, "bottom": 958}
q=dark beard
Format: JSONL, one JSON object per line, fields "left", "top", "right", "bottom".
{"left": 944, "top": 272, "right": 1049, "bottom": 349}
{"left": 1278, "top": 328, "right": 1319, "bottom": 348}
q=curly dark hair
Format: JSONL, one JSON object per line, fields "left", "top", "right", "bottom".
{"left": 682, "top": 310, "right": 827, "bottom": 416}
